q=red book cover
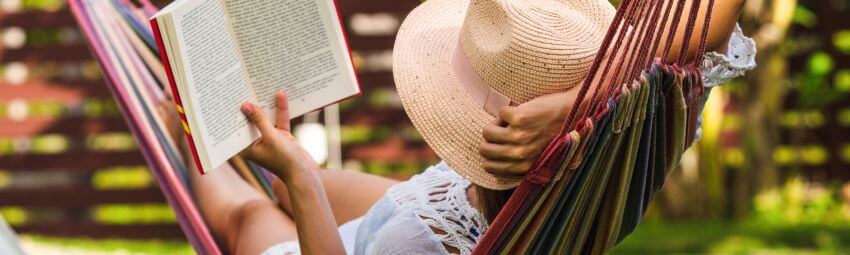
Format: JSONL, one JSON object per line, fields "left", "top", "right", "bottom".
{"left": 150, "top": 18, "right": 205, "bottom": 175}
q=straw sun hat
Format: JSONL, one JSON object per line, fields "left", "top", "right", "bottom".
{"left": 394, "top": 0, "right": 615, "bottom": 190}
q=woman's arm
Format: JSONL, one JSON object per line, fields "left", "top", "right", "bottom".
{"left": 658, "top": 0, "right": 745, "bottom": 62}
{"left": 241, "top": 92, "right": 345, "bottom": 255}
{"left": 271, "top": 167, "right": 398, "bottom": 227}
{"left": 479, "top": 0, "right": 746, "bottom": 177}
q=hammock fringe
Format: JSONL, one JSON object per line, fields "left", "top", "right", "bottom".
{"left": 473, "top": 0, "right": 717, "bottom": 254}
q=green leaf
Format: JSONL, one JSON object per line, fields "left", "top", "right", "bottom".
{"left": 793, "top": 6, "right": 818, "bottom": 28}
{"left": 807, "top": 51, "right": 833, "bottom": 76}
{"left": 834, "top": 30, "right": 850, "bottom": 54}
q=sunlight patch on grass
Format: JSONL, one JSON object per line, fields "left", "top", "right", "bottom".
{"left": 21, "top": 235, "right": 193, "bottom": 255}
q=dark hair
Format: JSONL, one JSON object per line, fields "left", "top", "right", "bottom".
{"left": 474, "top": 185, "right": 515, "bottom": 222}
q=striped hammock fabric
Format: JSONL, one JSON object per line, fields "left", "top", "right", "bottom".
{"left": 67, "top": 0, "right": 270, "bottom": 253}
{"left": 473, "top": 0, "right": 716, "bottom": 254}
{"left": 68, "top": 0, "right": 715, "bottom": 254}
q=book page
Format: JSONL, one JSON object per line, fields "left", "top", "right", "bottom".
{"left": 169, "top": 0, "right": 258, "bottom": 169}
{"left": 224, "top": 0, "right": 359, "bottom": 118}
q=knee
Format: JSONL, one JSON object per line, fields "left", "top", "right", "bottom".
{"left": 224, "top": 199, "right": 280, "bottom": 252}
{"left": 229, "top": 198, "right": 279, "bottom": 231}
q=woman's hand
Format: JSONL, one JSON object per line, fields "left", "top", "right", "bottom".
{"left": 479, "top": 91, "right": 577, "bottom": 177}
{"left": 240, "top": 92, "right": 319, "bottom": 179}
{"left": 242, "top": 92, "right": 345, "bottom": 254}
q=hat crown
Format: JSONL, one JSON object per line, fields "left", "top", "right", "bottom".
{"left": 459, "top": 0, "right": 615, "bottom": 103}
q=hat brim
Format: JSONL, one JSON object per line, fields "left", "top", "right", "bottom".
{"left": 393, "top": 0, "right": 522, "bottom": 190}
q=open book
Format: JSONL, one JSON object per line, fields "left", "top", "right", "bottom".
{"left": 151, "top": 0, "right": 360, "bottom": 174}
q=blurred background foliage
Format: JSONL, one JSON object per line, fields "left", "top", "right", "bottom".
{"left": 0, "top": 0, "right": 848, "bottom": 254}
{"left": 614, "top": 0, "right": 850, "bottom": 253}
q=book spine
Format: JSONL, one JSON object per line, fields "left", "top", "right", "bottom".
{"left": 331, "top": 0, "right": 362, "bottom": 97}
{"left": 150, "top": 18, "right": 206, "bottom": 175}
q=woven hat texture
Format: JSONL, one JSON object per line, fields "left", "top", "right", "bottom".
{"left": 394, "top": 0, "right": 615, "bottom": 190}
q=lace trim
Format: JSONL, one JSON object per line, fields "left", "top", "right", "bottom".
{"left": 386, "top": 162, "right": 489, "bottom": 255}
{"left": 701, "top": 23, "right": 757, "bottom": 88}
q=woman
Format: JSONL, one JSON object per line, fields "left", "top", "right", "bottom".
{"left": 160, "top": 0, "right": 756, "bottom": 254}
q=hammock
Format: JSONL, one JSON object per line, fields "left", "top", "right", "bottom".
{"left": 68, "top": 0, "right": 715, "bottom": 254}
{"left": 67, "top": 0, "right": 279, "bottom": 253}
{"left": 473, "top": 0, "right": 715, "bottom": 254}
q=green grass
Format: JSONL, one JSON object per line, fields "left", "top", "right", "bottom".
{"left": 21, "top": 221, "right": 850, "bottom": 254}
{"left": 612, "top": 221, "right": 850, "bottom": 254}
{"left": 23, "top": 235, "right": 193, "bottom": 255}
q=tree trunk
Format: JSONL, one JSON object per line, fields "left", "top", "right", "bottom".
{"left": 729, "top": 0, "right": 795, "bottom": 219}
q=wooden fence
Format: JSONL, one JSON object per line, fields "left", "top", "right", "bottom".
{"left": 0, "top": 2, "right": 179, "bottom": 239}
{"left": 0, "top": 0, "right": 431, "bottom": 240}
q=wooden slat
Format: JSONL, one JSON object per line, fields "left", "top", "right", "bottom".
{"left": 0, "top": 80, "right": 110, "bottom": 102}
{"left": 2, "top": 45, "right": 92, "bottom": 62}
{"left": 778, "top": 127, "right": 850, "bottom": 145}
{"left": 0, "top": 11, "right": 77, "bottom": 29}
{"left": 347, "top": 35, "right": 395, "bottom": 51}
{"left": 0, "top": 187, "right": 165, "bottom": 208}
{"left": 337, "top": 0, "right": 419, "bottom": 14}
{"left": 343, "top": 136, "right": 436, "bottom": 161}
{"left": 15, "top": 223, "right": 184, "bottom": 239}
{"left": 341, "top": 107, "right": 408, "bottom": 125}
{"left": 781, "top": 165, "right": 850, "bottom": 181}
{"left": 782, "top": 93, "right": 850, "bottom": 109}
{"left": 0, "top": 117, "right": 128, "bottom": 136}
{"left": 0, "top": 151, "right": 145, "bottom": 170}
{"left": 355, "top": 72, "right": 394, "bottom": 87}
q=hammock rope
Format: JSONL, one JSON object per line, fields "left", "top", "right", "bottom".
{"left": 473, "top": 0, "right": 717, "bottom": 254}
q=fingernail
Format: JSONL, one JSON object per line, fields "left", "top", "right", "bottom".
{"left": 241, "top": 103, "right": 253, "bottom": 114}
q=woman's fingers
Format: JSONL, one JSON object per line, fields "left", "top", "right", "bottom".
{"left": 498, "top": 106, "right": 521, "bottom": 126}
{"left": 483, "top": 123, "right": 536, "bottom": 145}
{"left": 241, "top": 102, "right": 276, "bottom": 136}
{"left": 480, "top": 129, "right": 538, "bottom": 177}
{"left": 482, "top": 160, "right": 529, "bottom": 177}
{"left": 482, "top": 119, "right": 516, "bottom": 144}
{"left": 479, "top": 140, "right": 527, "bottom": 161}
{"left": 275, "top": 92, "right": 291, "bottom": 131}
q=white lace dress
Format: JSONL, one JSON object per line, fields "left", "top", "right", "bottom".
{"left": 694, "top": 24, "right": 757, "bottom": 140}
{"left": 262, "top": 24, "right": 757, "bottom": 255}
{"left": 701, "top": 24, "right": 758, "bottom": 88}
{"left": 263, "top": 162, "right": 486, "bottom": 255}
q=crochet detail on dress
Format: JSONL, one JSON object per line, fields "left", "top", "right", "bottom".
{"left": 386, "top": 162, "right": 489, "bottom": 255}
{"left": 701, "top": 23, "right": 757, "bottom": 88}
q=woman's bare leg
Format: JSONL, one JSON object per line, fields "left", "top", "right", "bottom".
{"left": 272, "top": 169, "right": 399, "bottom": 225}
{"left": 158, "top": 99, "right": 299, "bottom": 254}
{"left": 189, "top": 161, "right": 298, "bottom": 255}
